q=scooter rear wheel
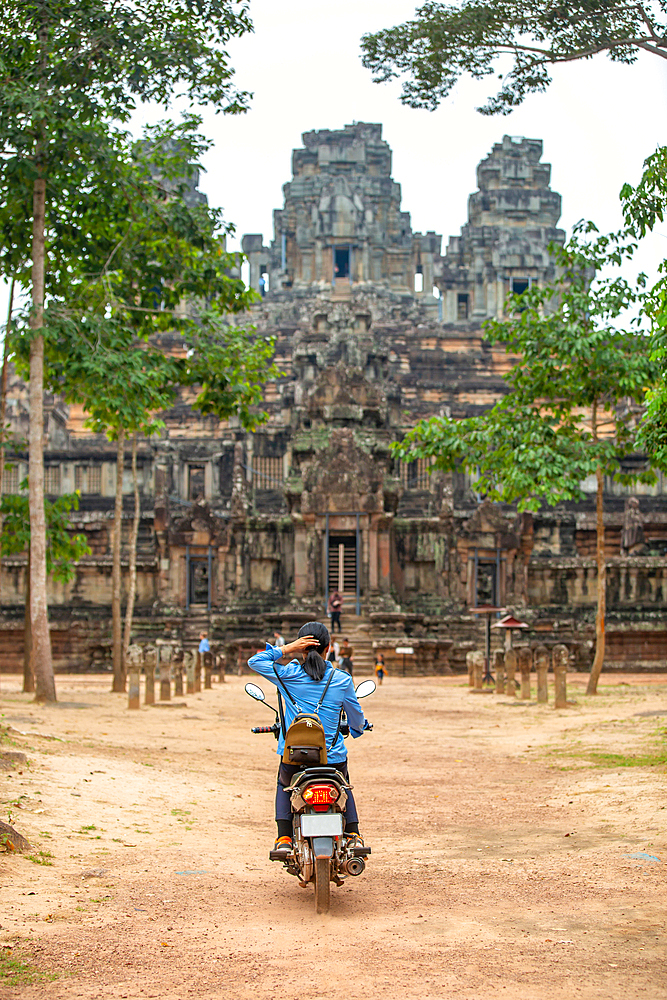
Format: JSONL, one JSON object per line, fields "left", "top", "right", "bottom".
{"left": 314, "top": 857, "right": 331, "bottom": 914}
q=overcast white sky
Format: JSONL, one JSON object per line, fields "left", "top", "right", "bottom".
{"left": 195, "top": 0, "right": 667, "bottom": 282}
{"left": 3, "top": 1, "right": 667, "bottom": 323}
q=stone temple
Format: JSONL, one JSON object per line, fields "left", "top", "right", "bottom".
{"left": 2, "top": 123, "right": 666, "bottom": 675}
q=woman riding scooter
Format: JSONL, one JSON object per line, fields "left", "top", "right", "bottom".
{"left": 248, "top": 621, "right": 371, "bottom": 854}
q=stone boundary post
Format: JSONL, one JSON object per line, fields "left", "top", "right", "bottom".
{"left": 195, "top": 650, "right": 202, "bottom": 693}
{"left": 216, "top": 647, "right": 226, "bottom": 683}
{"left": 472, "top": 650, "right": 484, "bottom": 691}
{"left": 159, "top": 645, "right": 172, "bottom": 701}
{"left": 552, "top": 644, "right": 568, "bottom": 709}
{"left": 535, "top": 645, "right": 549, "bottom": 703}
{"left": 466, "top": 650, "right": 475, "bottom": 688}
{"left": 505, "top": 648, "right": 517, "bottom": 697}
{"left": 144, "top": 645, "right": 156, "bottom": 705}
{"left": 494, "top": 650, "right": 505, "bottom": 694}
{"left": 517, "top": 647, "right": 532, "bottom": 700}
{"left": 127, "top": 644, "right": 142, "bottom": 710}
{"left": 173, "top": 648, "right": 184, "bottom": 696}
{"left": 204, "top": 651, "right": 213, "bottom": 689}
{"left": 185, "top": 651, "right": 195, "bottom": 695}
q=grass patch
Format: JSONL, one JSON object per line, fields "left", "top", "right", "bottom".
{"left": 27, "top": 850, "right": 54, "bottom": 866}
{"left": 547, "top": 730, "right": 667, "bottom": 769}
{"left": 0, "top": 949, "right": 58, "bottom": 986}
{"left": 582, "top": 749, "right": 667, "bottom": 767}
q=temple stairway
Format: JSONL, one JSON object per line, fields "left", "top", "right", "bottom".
{"left": 182, "top": 606, "right": 210, "bottom": 650}
{"left": 331, "top": 616, "right": 376, "bottom": 678}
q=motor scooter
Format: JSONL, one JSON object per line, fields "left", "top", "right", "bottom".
{"left": 245, "top": 677, "right": 375, "bottom": 913}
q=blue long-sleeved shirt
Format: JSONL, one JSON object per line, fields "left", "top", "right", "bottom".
{"left": 248, "top": 644, "right": 367, "bottom": 763}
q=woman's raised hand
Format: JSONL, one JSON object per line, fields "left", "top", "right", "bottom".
{"left": 282, "top": 635, "right": 319, "bottom": 658}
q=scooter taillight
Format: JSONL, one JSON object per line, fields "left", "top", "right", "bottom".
{"left": 302, "top": 784, "right": 339, "bottom": 809}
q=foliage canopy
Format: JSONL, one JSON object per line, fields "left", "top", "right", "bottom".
{"left": 361, "top": 1, "right": 667, "bottom": 114}
{"left": 393, "top": 225, "right": 656, "bottom": 507}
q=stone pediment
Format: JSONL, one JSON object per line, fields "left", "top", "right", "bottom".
{"left": 463, "top": 500, "right": 515, "bottom": 540}
{"left": 301, "top": 428, "right": 383, "bottom": 514}
{"left": 170, "top": 501, "right": 224, "bottom": 546}
{"left": 306, "top": 364, "right": 387, "bottom": 425}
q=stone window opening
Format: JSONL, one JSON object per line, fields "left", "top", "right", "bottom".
{"left": 259, "top": 269, "right": 269, "bottom": 296}
{"left": 508, "top": 277, "right": 531, "bottom": 315}
{"left": 188, "top": 464, "right": 206, "bottom": 500}
{"left": 75, "top": 464, "right": 101, "bottom": 495}
{"left": 457, "top": 293, "right": 469, "bottom": 319}
{"left": 45, "top": 466, "right": 61, "bottom": 495}
{"left": 510, "top": 277, "right": 530, "bottom": 295}
{"left": 334, "top": 246, "right": 350, "bottom": 280}
{"left": 251, "top": 455, "right": 284, "bottom": 489}
{"left": 414, "top": 265, "right": 424, "bottom": 293}
{"left": 2, "top": 465, "right": 19, "bottom": 494}
{"left": 399, "top": 457, "right": 433, "bottom": 491}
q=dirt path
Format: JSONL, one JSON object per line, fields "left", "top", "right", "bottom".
{"left": 1, "top": 671, "right": 665, "bottom": 999}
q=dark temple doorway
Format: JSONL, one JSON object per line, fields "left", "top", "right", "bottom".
{"left": 328, "top": 535, "right": 357, "bottom": 597}
{"left": 186, "top": 545, "right": 213, "bottom": 610}
{"left": 334, "top": 246, "right": 350, "bottom": 280}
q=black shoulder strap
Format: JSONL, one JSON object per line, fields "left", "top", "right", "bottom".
{"left": 315, "top": 666, "right": 337, "bottom": 714}
{"left": 331, "top": 708, "right": 344, "bottom": 748}
{"left": 276, "top": 690, "right": 287, "bottom": 739}
{"left": 271, "top": 663, "right": 299, "bottom": 708}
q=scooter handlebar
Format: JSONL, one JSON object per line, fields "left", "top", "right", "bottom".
{"left": 251, "top": 726, "right": 276, "bottom": 734}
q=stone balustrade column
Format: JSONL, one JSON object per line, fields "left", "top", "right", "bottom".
{"left": 552, "top": 644, "right": 568, "bottom": 709}
{"left": 505, "top": 648, "right": 517, "bottom": 697}
{"left": 494, "top": 650, "right": 505, "bottom": 694}
{"left": 204, "top": 651, "right": 213, "bottom": 689}
{"left": 195, "top": 650, "right": 202, "bottom": 693}
{"left": 517, "top": 647, "right": 532, "bottom": 700}
{"left": 535, "top": 644, "right": 549, "bottom": 704}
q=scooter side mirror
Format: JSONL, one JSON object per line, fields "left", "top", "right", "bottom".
{"left": 245, "top": 682, "right": 266, "bottom": 702}
{"left": 355, "top": 679, "right": 376, "bottom": 699}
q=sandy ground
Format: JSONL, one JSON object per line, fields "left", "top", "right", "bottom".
{"left": 0, "top": 668, "right": 665, "bottom": 1000}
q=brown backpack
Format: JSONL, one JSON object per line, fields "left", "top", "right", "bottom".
{"left": 272, "top": 664, "right": 337, "bottom": 766}
{"left": 282, "top": 713, "right": 328, "bottom": 765}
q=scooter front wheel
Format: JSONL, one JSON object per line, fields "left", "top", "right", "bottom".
{"left": 314, "top": 856, "right": 330, "bottom": 914}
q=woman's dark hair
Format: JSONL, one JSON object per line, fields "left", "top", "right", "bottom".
{"left": 298, "top": 621, "right": 331, "bottom": 682}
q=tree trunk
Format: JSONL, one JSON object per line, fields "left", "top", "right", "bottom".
{"left": 122, "top": 433, "right": 139, "bottom": 678}
{"left": 586, "top": 397, "right": 606, "bottom": 695}
{"left": 0, "top": 277, "right": 15, "bottom": 592}
{"left": 29, "top": 177, "right": 55, "bottom": 703}
{"left": 586, "top": 463, "right": 606, "bottom": 694}
{"left": 111, "top": 427, "right": 125, "bottom": 692}
{"left": 23, "top": 551, "right": 34, "bottom": 692}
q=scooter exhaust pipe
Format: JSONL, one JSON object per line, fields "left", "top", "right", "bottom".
{"left": 344, "top": 856, "right": 365, "bottom": 876}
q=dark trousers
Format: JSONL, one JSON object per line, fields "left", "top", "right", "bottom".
{"left": 275, "top": 759, "right": 358, "bottom": 825}
{"left": 331, "top": 611, "right": 341, "bottom": 631}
